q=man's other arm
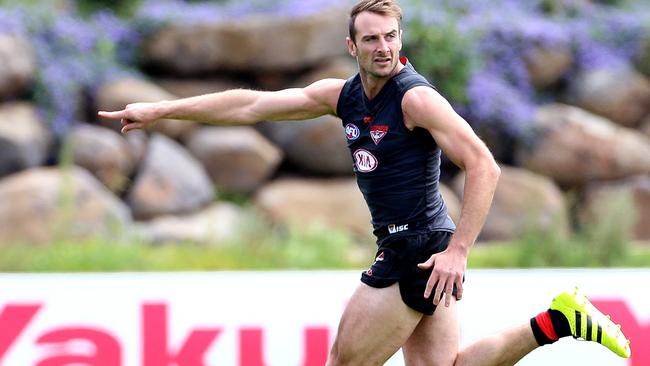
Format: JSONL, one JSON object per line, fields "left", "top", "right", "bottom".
{"left": 98, "top": 78, "right": 346, "bottom": 134}
{"left": 402, "top": 86, "right": 501, "bottom": 307}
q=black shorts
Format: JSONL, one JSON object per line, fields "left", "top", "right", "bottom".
{"left": 360, "top": 230, "right": 456, "bottom": 315}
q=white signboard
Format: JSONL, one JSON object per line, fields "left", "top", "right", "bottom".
{"left": 0, "top": 269, "right": 647, "bottom": 366}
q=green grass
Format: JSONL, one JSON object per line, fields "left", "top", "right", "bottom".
{"left": 2, "top": 233, "right": 649, "bottom": 272}
{"left": 468, "top": 242, "right": 650, "bottom": 268}
{"left": 0, "top": 224, "right": 372, "bottom": 272}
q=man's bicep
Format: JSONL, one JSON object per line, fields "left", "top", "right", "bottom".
{"left": 403, "top": 88, "right": 488, "bottom": 169}
{"left": 252, "top": 79, "right": 344, "bottom": 122}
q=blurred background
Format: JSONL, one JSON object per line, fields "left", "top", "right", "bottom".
{"left": 1, "top": 0, "right": 650, "bottom": 271}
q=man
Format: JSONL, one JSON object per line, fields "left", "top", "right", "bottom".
{"left": 99, "top": 0, "right": 631, "bottom": 364}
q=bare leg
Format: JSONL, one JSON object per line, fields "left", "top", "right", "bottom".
{"left": 454, "top": 324, "right": 539, "bottom": 366}
{"left": 402, "top": 295, "right": 539, "bottom": 366}
{"left": 402, "top": 296, "right": 459, "bottom": 366}
{"left": 327, "top": 283, "right": 424, "bottom": 366}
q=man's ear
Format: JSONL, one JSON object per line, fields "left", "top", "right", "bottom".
{"left": 346, "top": 37, "right": 357, "bottom": 57}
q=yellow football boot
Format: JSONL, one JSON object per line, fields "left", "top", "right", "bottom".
{"left": 550, "top": 287, "right": 631, "bottom": 358}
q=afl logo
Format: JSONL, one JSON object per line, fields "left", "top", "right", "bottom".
{"left": 353, "top": 149, "right": 378, "bottom": 172}
{"left": 345, "top": 123, "right": 360, "bottom": 140}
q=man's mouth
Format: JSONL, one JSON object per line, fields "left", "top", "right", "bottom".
{"left": 374, "top": 57, "right": 391, "bottom": 65}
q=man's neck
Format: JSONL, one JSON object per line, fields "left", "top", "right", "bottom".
{"left": 360, "top": 62, "right": 404, "bottom": 100}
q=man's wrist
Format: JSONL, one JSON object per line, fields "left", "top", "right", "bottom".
{"left": 448, "top": 238, "right": 472, "bottom": 257}
{"left": 155, "top": 100, "right": 174, "bottom": 119}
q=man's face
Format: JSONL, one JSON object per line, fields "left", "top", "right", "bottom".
{"left": 347, "top": 12, "right": 402, "bottom": 79}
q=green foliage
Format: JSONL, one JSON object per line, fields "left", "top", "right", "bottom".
{"left": 75, "top": 0, "right": 142, "bottom": 17}
{"left": 472, "top": 191, "right": 638, "bottom": 268}
{"left": 0, "top": 221, "right": 371, "bottom": 272}
{"left": 402, "top": 14, "right": 477, "bottom": 103}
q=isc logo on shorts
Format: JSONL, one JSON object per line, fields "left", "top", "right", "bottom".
{"left": 345, "top": 123, "right": 360, "bottom": 140}
{"left": 388, "top": 224, "right": 409, "bottom": 234}
{"left": 353, "top": 149, "right": 378, "bottom": 172}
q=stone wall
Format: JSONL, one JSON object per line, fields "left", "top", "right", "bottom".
{"left": 1, "top": 4, "right": 650, "bottom": 246}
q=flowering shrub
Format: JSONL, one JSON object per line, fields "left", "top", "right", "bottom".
{"left": 0, "top": 4, "right": 139, "bottom": 135}
{"left": 401, "top": 0, "right": 650, "bottom": 141}
{"left": 1, "top": 0, "right": 649, "bottom": 140}
{"left": 135, "top": 0, "right": 348, "bottom": 27}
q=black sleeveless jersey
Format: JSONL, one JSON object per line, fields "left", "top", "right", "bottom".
{"left": 336, "top": 58, "right": 456, "bottom": 236}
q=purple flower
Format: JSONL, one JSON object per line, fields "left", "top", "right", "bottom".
{"left": 466, "top": 71, "right": 535, "bottom": 135}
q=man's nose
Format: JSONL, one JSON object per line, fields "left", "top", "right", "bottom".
{"left": 377, "top": 37, "right": 390, "bottom": 53}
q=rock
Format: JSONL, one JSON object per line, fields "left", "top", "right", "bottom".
{"left": 136, "top": 202, "right": 246, "bottom": 245}
{"left": 293, "top": 58, "right": 358, "bottom": 87}
{"left": 124, "top": 129, "right": 149, "bottom": 167}
{"left": 185, "top": 126, "right": 282, "bottom": 194}
{"left": 453, "top": 166, "right": 569, "bottom": 241}
{"left": 254, "top": 178, "right": 372, "bottom": 237}
{"left": 0, "top": 34, "right": 35, "bottom": 99}
{"left": 581, "top": 175, "right": 650, "bottom": 241}
{"left": 127, "top": 134, "right": 215, "bottom": 220}
{"left": 156, "top": 78, "right": 251, "bottom": 98}
{"left": 516, "top": 104, "right": 650, "bottom": 186}
{"left": 439, "top": 183, "right": 460, "bottom": 224}
{"left": 0, "top": 166, "right": 131, "bottom": 244}
{"left": 524, "top": 45, "right": 573, "bottom": 89}
{"left": 95, "top": 78, "right": 196, "bottom": 139}
{"left": 0, "top": 102, "right": 51, "bottom": 178}
{"left": 140, "top": 8, "right": 349, "bottom": 75}
{"left": 69, "top": 124, "right": 135, "bottom": 193}
{"left": 568, "top": 66, "right": 650, "bottom": 127}
{"left": 257, "top": 115, "right": 353, "bottom": 175}
{"left": 640, "top": 115, "right": 650, "bottom": 138}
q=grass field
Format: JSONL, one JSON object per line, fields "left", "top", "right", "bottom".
{"left": 1, "top": 230, "right": 649, "bottom": 272}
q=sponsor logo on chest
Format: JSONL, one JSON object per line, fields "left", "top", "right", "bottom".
{"left": 370, "top": 125, "right": 389, "bottom": 145}
{"left": 353, "top": 149, "right": 378, "bottom": 173}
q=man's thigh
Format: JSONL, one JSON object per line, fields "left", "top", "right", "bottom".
{"left": 327, "top": 282, "right": 423, "bottom": 366}
{"left": 402, "top": 297, "right": 460, "bottom": 366}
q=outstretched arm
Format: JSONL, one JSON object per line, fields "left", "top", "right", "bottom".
{"left": 402, "top": 86, "right": 501, "bottom": 307}
{"left": 98, "top": 78, "right": 346, "bottom": 133}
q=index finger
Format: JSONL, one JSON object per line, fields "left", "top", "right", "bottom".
{"left": 98, "top": 110, "right": 125, "bottom": 119}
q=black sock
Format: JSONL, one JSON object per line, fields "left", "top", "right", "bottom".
{"left": 549, "top": 309, "right": 572, "bottom": 338}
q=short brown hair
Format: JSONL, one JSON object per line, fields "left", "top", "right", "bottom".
{"left": 349, "top": 0, "right": 403, "bottom": 44}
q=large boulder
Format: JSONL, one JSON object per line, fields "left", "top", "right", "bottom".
{"left": 0, "top": 34, "right": 35, "bottom": 99}
{"left": 140, "top": 8, "right": 348, "bottom": 75}
{"left": 127, "top": 134, "right": 215, "bottom": 220}
{"left": 439, "top": 183, "right": 461, "bottom": 225}
{"left": 156, "top": 77, "right": 251, "bottom": 98}
{"left": 453, "top": 166, "right": 569, "bottom": 241}
{"left": 0, "top": 167, "right": 131, "bottom": 244}
{"left": 95, "top": 78, "right": 196, "bottom": 139}
{"left": 69, "top": 124, "right": 136, "bottom": 193}
{"left": 640, "top": 115, "right": 650, "bottom": 138}
{"left": 185, "top": 126, "right": 282, "bottom": 194}
{"left": 581, "top": 175, "right": 650, "bottom": 242}
{"left": 524, "top": 45, "right": 573, "bottom": 89}
{"left": 136, "top": 202, "right": 246, "bottom": 245}
{"left": 516, "top": 104, "right": 650, "bottom": 186}
{"left": 0, "top": 102, "right": 51, "bottom": 178}
{"left": 254, "top": 178, "right": 372, "bottom": 237}
{"left": 567, "top": 66, "right": 650, "bottom": 127}
{"left": 293, "top": 58, "right": 358, "bottom": 87}
{"left": 257, "top": 115, "right": 353, "bottom": 175}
